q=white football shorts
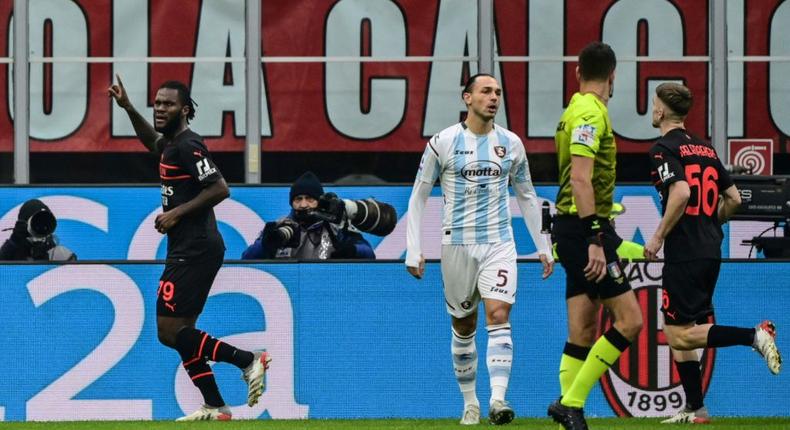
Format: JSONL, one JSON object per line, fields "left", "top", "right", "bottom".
{"left": 440, "top": 241, "right": 517, "bottom": 318}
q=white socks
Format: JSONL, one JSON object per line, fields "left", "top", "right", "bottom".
{"left": 486, "top": 323, "right": 513, "bottom": 404}
{"left": 452, "top": 328, "right": 479, "bottom": 406}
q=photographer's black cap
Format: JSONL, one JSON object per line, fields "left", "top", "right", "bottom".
{"left": 290, "top": 171, "right": 324, "bottom": 202}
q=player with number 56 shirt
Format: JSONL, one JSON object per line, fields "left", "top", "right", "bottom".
{"left": 645, "top": 82, "right": 781, "bottom": 424}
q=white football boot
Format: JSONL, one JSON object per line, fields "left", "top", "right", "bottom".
{"left": 242, "top": 351, "right": 272, "bottom": 406}
{"left": 488, "top": 399, "right": 515, "bottom": 425}
{"left": 176, "top": 404, "right": 232, "bottom": 421}
{"left": 460, "top": 403, "right": 480, "bottom": 425}
{"left": 753, "top": 320, "right": 782, "bottom": 375}
{"left": 660, "top": 406, "right": 710, "bottom": 424}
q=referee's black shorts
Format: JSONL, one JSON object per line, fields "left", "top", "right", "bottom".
{"left": 553, "top": 215, "right": 632, "bottom": 300}
{"left": 661, "top": 259, "right": 720, "bottom": 326}
{"left": 156, "top": 254, "right": 223, "bottom": 317}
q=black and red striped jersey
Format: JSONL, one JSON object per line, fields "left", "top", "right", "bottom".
{"left": 157, "top": 129, "right": 224, "bottom": 261}
{"left": 649, "top": 128, "right": 734, "bottom": 262}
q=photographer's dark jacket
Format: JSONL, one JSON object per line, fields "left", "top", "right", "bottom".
{"left": 241, "top": 212, "right": 375, "bottom": 260}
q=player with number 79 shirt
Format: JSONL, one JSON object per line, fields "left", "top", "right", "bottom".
{"left": 108, "top": 75, "right": 270, "bottom": 421}
{"left": 645, "top": 82, "right": 781, "bottom": 424}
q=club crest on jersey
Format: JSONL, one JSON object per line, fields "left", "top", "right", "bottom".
{"left": 599, "top": 262, "right": 716, "bottom": 418}
{"left": 572, "top": 124, "right": 597, "bottom": 147}
{"left": 494, "top": 146, "right": 506, "bottom": 158}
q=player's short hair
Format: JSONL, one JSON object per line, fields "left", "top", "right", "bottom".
{"left": 656, "top": 82, "right": 693, "bottom": 117}
{"left": 462, "top": 73, "right": 497, "bottom": 96}
{"left": 578, "top": 42, "right": 617, "bottom": 81}
{"left": 158, "top": 80, "right": 198, "bottom": 123}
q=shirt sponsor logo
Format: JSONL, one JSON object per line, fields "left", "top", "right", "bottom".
{"left": 572, "top": 124, "right": 597, "bottom": 147}
{"left": 160, "top": 185, "right": 174, "bottom": 196}
{"left": 461, "top": 160, "right": 502, "bottom": 182}
{"left": 464, "top": 184, "right": 497, "bottom": 196}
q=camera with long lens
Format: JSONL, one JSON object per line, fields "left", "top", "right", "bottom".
{"left": 262, "top": 219, "right": 301, "bottom": 248}
{"left": 1, "top": 199, "right": 76, "bottom": 261}
{"left": 27, "top": 209, "right": 57, "bottom": 239}
{"left": 24, "top": 209, "right": 58, "bottom": 260}
{"left": 275, "top": 223, "right": 297, "bottom": 243}
{"left": 311, "top": 192, "right": 397, "bottom": 236}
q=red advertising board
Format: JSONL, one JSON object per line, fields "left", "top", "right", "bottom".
{"left": 0, "top": 1, "right": 786, "bottom": 153}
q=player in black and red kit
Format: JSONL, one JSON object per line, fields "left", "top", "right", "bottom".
{"left": 644, "top": 82, "right": 781, "bottom": 424}
{"left": 109, "top": 75, "right": 270, "bottom": 421}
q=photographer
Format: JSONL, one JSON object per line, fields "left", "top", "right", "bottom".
{"left": 242, "top": 171, "right": 396, "bottom": 260}
{"left": 0, "top": 199, "right": 77, "bottom": 261}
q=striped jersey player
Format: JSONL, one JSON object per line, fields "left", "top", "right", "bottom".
{"left": 405, "top": 73, "right": 553, "bottom": 425}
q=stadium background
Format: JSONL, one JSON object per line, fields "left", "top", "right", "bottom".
{"left": 0, "top": 0, "right": 788, "bottom": 423}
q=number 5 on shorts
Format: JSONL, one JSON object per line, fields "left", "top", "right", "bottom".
{"left": 496, "top": 269, "right": 509, "bottom": 287}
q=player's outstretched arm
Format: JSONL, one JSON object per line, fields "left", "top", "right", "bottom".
{"left": 108, "top": 74, "right": 161, "bottom": 152}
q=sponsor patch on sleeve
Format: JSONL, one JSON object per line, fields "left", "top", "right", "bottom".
{"left": 571, "top": 124, "right": 597, "bottom": 147}
{"left": 196, "top": 158, "right": 217, "bottom": 181}
{"left": 657, "top": 162, "right": 675, "bottom": 182}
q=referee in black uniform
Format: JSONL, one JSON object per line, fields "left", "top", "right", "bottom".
{"left": 109, "top": 75, "right": 270, "bottom": 421}
{"left": 645, "top": 82, "right": 781, "bottom": 424}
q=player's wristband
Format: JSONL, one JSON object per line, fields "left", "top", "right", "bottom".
{"left": 580, "top": 214, "right": 602, "bottom": 236}
{"left": 581, "top": 214, "right": 603, "bottom": 246}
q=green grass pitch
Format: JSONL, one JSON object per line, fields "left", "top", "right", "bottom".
{"left": 0, "top": 418, "right": 789, "bottom": 429}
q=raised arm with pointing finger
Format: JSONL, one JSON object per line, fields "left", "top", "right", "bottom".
{"left": 108, "top": 74, "right": 161, "bottom": 152}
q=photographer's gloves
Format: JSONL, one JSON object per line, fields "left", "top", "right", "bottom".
{"left": 261, "top": 219, "right": 301, "bottom": 248}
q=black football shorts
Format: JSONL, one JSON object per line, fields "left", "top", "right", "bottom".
{"left": 553, "top": 215, "right": 632, "bottom": 300}
{"left": 156, "top": 255, "right": 223, "bottom": 317}
{"left": 661, "top": 259, "right": 720, "bottom": 326}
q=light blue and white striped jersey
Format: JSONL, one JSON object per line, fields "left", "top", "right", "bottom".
{"left": 415, "top": 122, "right": 533, "bottom": 245}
